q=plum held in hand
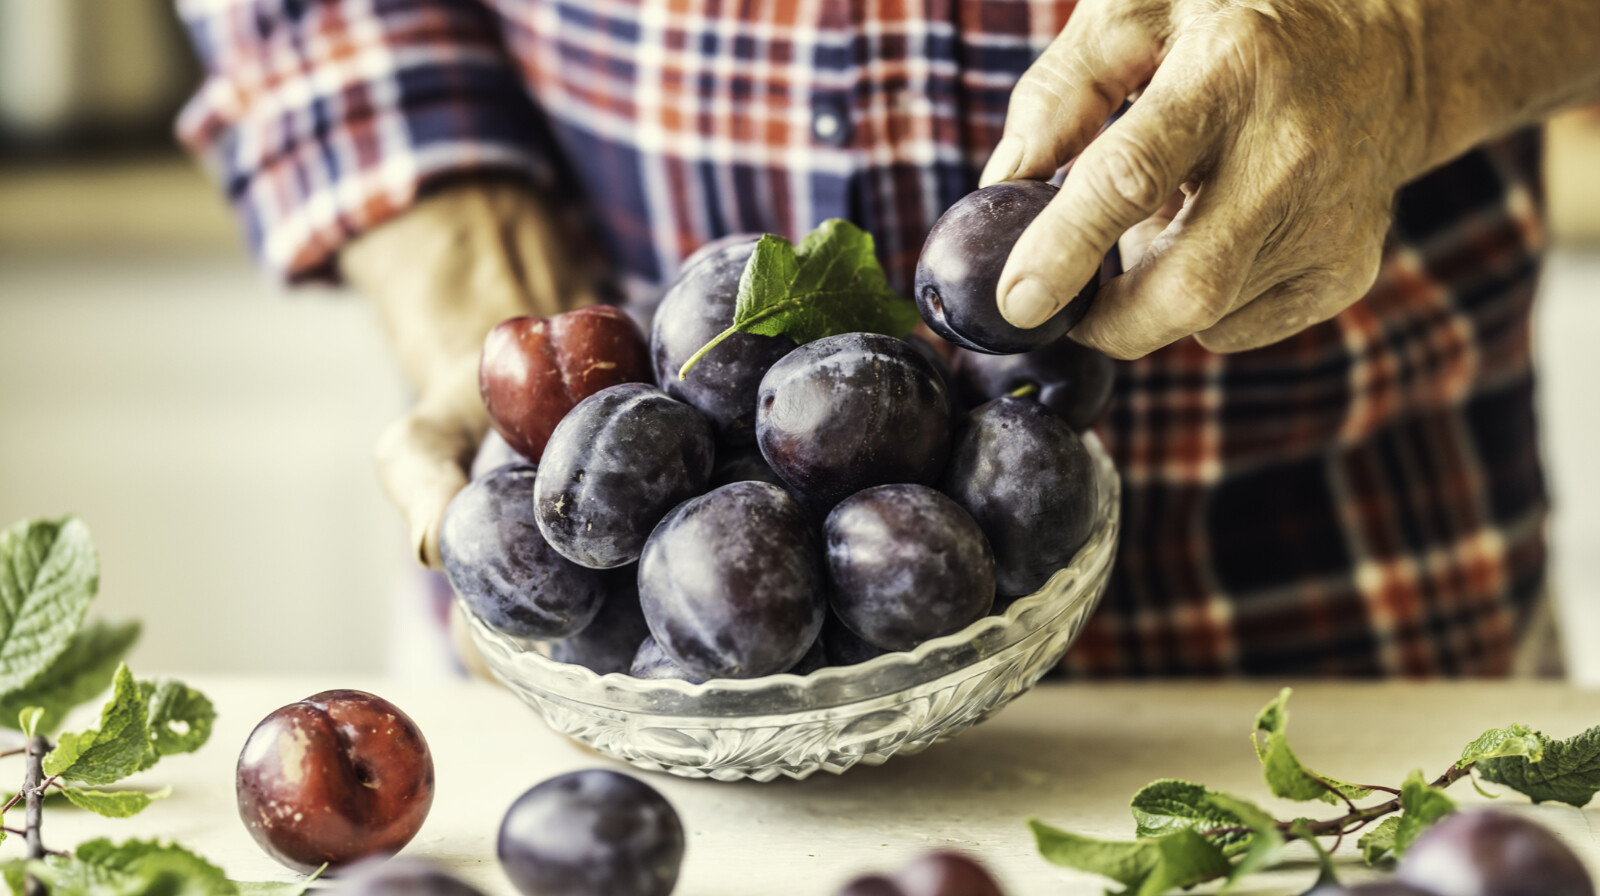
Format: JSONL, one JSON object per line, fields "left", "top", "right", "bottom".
{"left": 941, "top": 396, "right": 1098, "bottom": 597}
{"left": 825, "top": 485, "right": 995, "bottom": 651}
{"left": 534, "top": 383, "right": 715, "bottom": 569}
{"left": 1395, "top": 809, "right": 1595, "bottom": 896}
{"left": 480, "top": 305, "right": 652, "bottom": 462}
{"left": 954, "top": 336, "right": 1115, "bottom": 432}
{"left": 651, "top": 238, "right": 795, "bottom": 444}
{"left": 236, "top": 690, "right": 433, "bottom": 873}
{"left": 915, "top": 181, "right": 1097, "bottom": 354}
{"left": 498, "top": 769, "right": 685, "bottom": 896}
{"left": 639, "top": 481, "right": 826, "bottom": 679}
{"left": 757, "top": 333, "right": 951, "bottom": 513}
{"left": 549, "top": 567, "right": 652, "bottom": 675}
{"left": 338, "top": 857, "right": 487, "bottom": 896}
{"left": 440, "top": 464, "right": 609, "bottom": 639}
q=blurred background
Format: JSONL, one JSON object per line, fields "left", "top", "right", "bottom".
{"left": 1, "top": 0, "right": 1597, "bottom": 682}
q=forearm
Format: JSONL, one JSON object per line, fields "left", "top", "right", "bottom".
{"left": 341, "top": 177, "right": 592, "bottom": 393}
{"left": 1420, "top": 0, "right": 1600, "bottom": 170}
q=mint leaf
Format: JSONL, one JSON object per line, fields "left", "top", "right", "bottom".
{"left": 0, "top": 619, "right": 140, "bottom": 734}
{"left": 1030, "top": 820, "right": 1158, "bottom": 888}
{"left": 1359, "top": 816, "right": 1402, "bottom": 865}
{"left": 1130, "top": 780, "right": 1250, "bottom": 854}
{"left": 677, "top": 221, "right": 920, "bottom": 378}
{"left": 44, "top": 665, "right": 150, "bottom": 785}
{"left": 1460, "top": 724, "right": 1545, "bottom": 764}
{"left": 1203, "top": 793, "right": 1286, "bottom": 893}
{"left": 1393, "top": 769, "right": 1456, "bottom": 856}
{"left": 1252, "top": 688, "right": 1373, "bottom": 805}
{"left": 0, "top": 518, "right": 99, "bottom": 698}
{"left": 1478, "top": 726, "right": 1600, "bottom": 808}
{"left": 143, "top": 679, "right": 215, "bottom": 759}
{"left": 61, "top": 785, "right": 171, "bottom": 818}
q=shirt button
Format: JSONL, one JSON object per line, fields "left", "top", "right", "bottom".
{"left": 811, "top": 98, "right": 853, "bottom": 147}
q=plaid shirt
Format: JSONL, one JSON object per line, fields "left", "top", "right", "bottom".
{"left": 178, "top": 0, "right": 1549, "bottom": 677}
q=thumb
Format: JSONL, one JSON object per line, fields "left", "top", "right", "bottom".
{"left": 374, "top": 356, "right": 488, "bottom": 568}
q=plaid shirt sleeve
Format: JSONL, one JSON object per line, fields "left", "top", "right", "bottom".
{"left": 176, "top": 0, "right": 557, "bottom": 282}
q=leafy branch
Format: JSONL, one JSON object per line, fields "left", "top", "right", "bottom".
{"left": 1032, "top": 688, "right": 1596, "bottom": 895}
{"left": 0, "top": 517, "right": 315, "bottom": 895}
{"left": 677, "top": 220, "right": 920, "bottom": 379}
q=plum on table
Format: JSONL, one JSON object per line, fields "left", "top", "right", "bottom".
{"left": 480, "top": 306, "right": 652, "bottom": 462}
{"left": 757, "top": 332, "right": 951, "bottom": 513}
{"left": 236, "top": 690, "right": 433, "bottom": 873}
{"left": 440, "top": 464, "right": 609, "bottom": 639}
{"left": 915, "top": 181, "right": 1097, "bottom": 355}
{"left": 534, "top": 384, "right": 715, "bottom": 569}
{"left": 497, "top": 770, "right": 684, "bottom": 896}
{"left": 825, "top": 484, "right": 995, "bottom": 651}
{"left": 337, "top": 857, "right": 486, "bottom": 895}
{"left": 638, "top": 481, "right": 825, "bottom": 679}
{"left": 1396, "top": 810, "right": 1594, "bottom": 896}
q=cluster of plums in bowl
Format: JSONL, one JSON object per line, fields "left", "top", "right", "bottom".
{"left": 445, "top": 183, "right": 1117, "bottom": 687}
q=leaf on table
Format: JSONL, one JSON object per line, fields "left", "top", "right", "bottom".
{"left": 1477, "top": 725, "right": 1600, "bottom": 808}
{"left": 0, "top": 619, "right": 140, "bottom": 734}
{"left": 1359, "top": 815, "right": 1402, "bottom": 865}
{"left": 678, "top": 220, "right": 919, "bottom": 378}
{"left": 1252, "top": 688, "right": 1373, "bottom": 805}
{"left": 1287, "top": 820, "right": 1340, "bottom": 890}
{"left": 61, "top": 785, "right": 171, "bottom": 818}
{"left": 1392, "top": 769, "right": 1457, "bottom": 857}
{"left": 0, "top": 518, "right": 99, "bottom": 699}
{"left": 142, "top": 678, "right": 215, "bottom": 761}
{"left": 1460, "top": 723, "right": 1545, "bottom": 764}
{"left": 1130, "top": 780, "right": 1251, "bottom": 855}
{"left": 32, "top": 838, "right": 235, "bottom": 896}
{"left": 1203, "top": 793, "right": 1286, "bottom": 893}
{"left": 1030, "top": 820, "right": 1231, "bottom": 896}
{"left": 233, "top": 864, "right": 325, "bottom": 896}
{"left": 44, "top": 665, "right": 150, "bottom": 785}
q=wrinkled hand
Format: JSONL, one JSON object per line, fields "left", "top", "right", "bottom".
{"left": 342, "top": 178, "right": 599, "bottom": 567}
{"left": 984, "top": 0, "right": 1434, "bottom": 358}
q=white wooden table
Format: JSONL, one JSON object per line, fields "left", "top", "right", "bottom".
{"left": 17, "top": 678, "right": 1600, "bottom": 895}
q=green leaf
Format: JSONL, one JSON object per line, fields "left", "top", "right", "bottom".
{"left": 677, "top": 221, "right": 920, "bottom": 378}
{"left": 0, "top": 518, "right": 99, "bottom": 698}
{"left": 44, "top": 665, "right": 150, "bottom": 785}
{"left": 0, "top": 619, "right": 141, "bottom": 734}
{"left": 1288, "top": 821, "right": 1340, "bottom": 889}
{"left": 1359, "top": 816, "right": 1402, "bottom": 865}
{"left": 1460, "top": 724, "right": 1545, "bottom": 764}
{"left": 1203, "top": 793, "right": 1286, "bottom": 893}
{"left": 30, "top": 839, "right": 235, "bottom": 896}
{"left": 1031, "top": 820, "right": 1160, "bottom": 889}
{"left": 142, "top": 679, "right": 214, "bottom": 759}
{"left": 17, "top": 706, "right": 42, "bottom": 738}
{"left": 1133, "top": 829, "right": 1232, "bottom": 896}
{"left": 1252, "top": 688, "right": 1373, "bottom": 805}
{"left": 233, "top": 865, "right": 324, "bottom": 896}
{"left": 1478, "top": 725, "right": 1600, "bottom": 808}
{"left": 1393, "top": 769, "right": 1457, "bottom": 856}
{"left": 1130, "top": 780, "right": 1250, "bottom": 855}
{"left": 61, "top": 785, "right": 171, "bottom": 818}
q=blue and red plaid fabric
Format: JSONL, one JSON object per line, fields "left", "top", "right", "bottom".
{"left": 178, "top": 0, "right": 1550, "bottom": 676}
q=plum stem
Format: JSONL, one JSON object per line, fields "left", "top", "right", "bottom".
{"left": 1197, "top": 761, "right": 1477, "bottom": 844}
{"left": 22, "top": 735, "right": 47, "bottom": 895}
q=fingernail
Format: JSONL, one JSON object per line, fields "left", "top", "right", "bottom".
{"left": 979, "top": 135, "right": 1026, "bottom": 188}
{"left": 999, "top": 279, "right": 1059, "bottom": 329}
